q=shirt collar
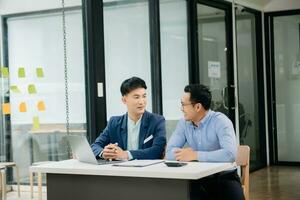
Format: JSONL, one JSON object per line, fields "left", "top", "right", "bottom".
{"left": 187, "top": 109, "right": 212, "bottom": 128}
{"left": 199, "top": 109, "right": 212, "bottom": 126}
{"left": 127, "top": 114, "right": 142, "bottom": 127}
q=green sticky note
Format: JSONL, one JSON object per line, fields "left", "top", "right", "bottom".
{"left": 28, "top": 84, "right": 37, "bottom": 94}
{"left": 10, "top": 85, "right": 21, "bottom": 93}
{"left": 33, "top": 116, "right": 40, "bottom": 130}
{"left": 1, "top": 67, "right": 9, "bottom": 78}
{"left": 18, "top": 67, "right": 25, "bottom": 78}
{"left": 36, "top": 67, "right": 44, "bottom": 78}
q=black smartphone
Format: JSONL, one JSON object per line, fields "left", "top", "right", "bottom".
{"left": 164, "top": 161, "right": 187, "bottom": 167}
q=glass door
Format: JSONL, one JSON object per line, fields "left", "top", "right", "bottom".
{"left": 270, "top": 13, "right": 300, "bottom": 164}
{"left": 195, "top": 0, "right": 235, "bottom": 121}
{"left": 236, "top": 7, "right": 266, "bottom": 170}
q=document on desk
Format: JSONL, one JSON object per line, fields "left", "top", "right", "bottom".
{"left": 112, "top": 160, "right": 164, "bottom": 167}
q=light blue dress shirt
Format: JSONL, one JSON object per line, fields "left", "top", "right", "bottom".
{"left": 166, "top": 110, "right": 237, "bottom": 162}
{"left": 126, "top": 116, "right": 142, "bottom": 160}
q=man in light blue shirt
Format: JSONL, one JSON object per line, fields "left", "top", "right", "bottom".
{"left": 166, "top": 84, "right": 244, "bottom": 200}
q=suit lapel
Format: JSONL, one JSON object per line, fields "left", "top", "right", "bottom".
{"left": 120, "top": 113, "right": 128, "bottom": 149}
{"left": 139, "top": 111, "right": 149, "bottom": 148}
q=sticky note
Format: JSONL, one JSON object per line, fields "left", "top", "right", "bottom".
{"left": 19, "top": 102, "right": 27, "bottom": 112}
{"left": 1, "top": 67, "right": 9, "bottom": 78}
{"left": 36, "top": 67, "right": 44, "bottom": 78}
{"left": 18, "top": 67, "right": 25, "bottom": 78}
{"left": 33, "top": 116, "right": 40, "bottom": 130}
{"left": 37, "top": 101, "right": 46, "bottom": 111}
{"left": 2, "top": 103, "right": 10, "bottom": 115}
{"left": 10, "top": 85, "right": 21, "bottom": 93}
{"left": 28, "top": 84, "right": 37, "bottom": 94}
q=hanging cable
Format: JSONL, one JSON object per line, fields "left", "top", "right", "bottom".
{"left": 61, "top": 0, "right": 70, "bottom": 135}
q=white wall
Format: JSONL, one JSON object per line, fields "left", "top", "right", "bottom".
{"left": 0, "top": 0, "right": 81, "bottom": 15}
{"left": 235, "top": 0, "right": 264, "bottom": 10}
{"left": 225, "top": 0, "right": 264, "bottom": 10}
{"left": 264, "top": 0, "right": 300, "bottom": 12}
{"left": 225, "top": 0, "right": 300, "bottom": 12}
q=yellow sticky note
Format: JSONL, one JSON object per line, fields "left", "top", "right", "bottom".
{"left": 33, "top": 116, "right": 40, "bottom": 130}
{"left": 28, "top": 84, "right": 37, "bottom": 94}
{"left": 37, "top": 101, "right": 46, "bottom": 111}
{"left": 1, "top": 67, "right": 9, "bottom": 78}
{"left": 36, "top": 67, "right": 44, "bottom": 78}
{"left": 2, "top": 103, "right": 11, "bottom": 115}
{"left": 19, "top": 102, "right": 27, "bottom": 112}
{"left": 10, "top": 85, "right": 21, "bottom": 93}
{"left": 18, "top": 67, "right": 25, "bottom": 78}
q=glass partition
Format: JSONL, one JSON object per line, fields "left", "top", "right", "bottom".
{"left": 273, "top": 14, "right": 300, "bottom": 162}
{"left": 160, "top": 0, "right": 189, "bottom": 140}
{"left": 103, "top": 0, "right": 152, "bottom": 119}
{"left": 1, "top": 9, "right": 86, "bottom": 183}
{"left": 236, "top": 8, "right": 265, "bottom": 169}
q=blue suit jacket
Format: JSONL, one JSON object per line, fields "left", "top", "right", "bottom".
{"left": 91, "top": 111, "right": 166, "bottom": 159}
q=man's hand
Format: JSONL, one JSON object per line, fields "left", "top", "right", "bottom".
{"left": 174, "top": 147, "right": 197, "bottom": 161}
{"left": 102, "top": 143, "right": 128, "bottom": 160}
{"left": 114, "top": 146, "right": 129, "bottom": 160}
{"left": 102, "top": 143, "right": 118, "bottom": 160}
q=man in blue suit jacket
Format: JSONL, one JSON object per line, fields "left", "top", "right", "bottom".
{"left": 91, "top": 77, "right": 166, "bottom": 160}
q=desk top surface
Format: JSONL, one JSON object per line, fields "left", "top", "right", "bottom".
{"left": 30, "top": 159, "right": 235, "bottom": 180}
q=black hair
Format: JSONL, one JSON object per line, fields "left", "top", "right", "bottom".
{"left": 120, "top": 77, "right": 147, "bottom": 96}
{"left": 184, "top": 84, "right": 211, "bottom": 110}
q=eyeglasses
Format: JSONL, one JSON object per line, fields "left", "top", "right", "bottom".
{"left": 181, "top": 102, "right": 195, "bottom": 108}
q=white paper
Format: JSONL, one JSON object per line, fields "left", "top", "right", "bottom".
{"left": 208, "top": 61, "right": 221, "bottom": 78}
{"left": 112, "top": 160, "right": 164, "bottom": 167}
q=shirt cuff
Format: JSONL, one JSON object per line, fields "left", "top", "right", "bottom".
{"left": 99, "top": 151, "right": 104, "bottom": 159}
{"left": 127, "top": 151, "right": 133, "bottom": 160}
{"left": 197, "top": 151, "right": 207, "bottom": 162}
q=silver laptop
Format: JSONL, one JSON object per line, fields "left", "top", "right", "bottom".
{"left": 65, "top": 135, "right": 124, "bottom": 165}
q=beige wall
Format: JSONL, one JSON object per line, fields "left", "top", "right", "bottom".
{"left": 264, "top": 0, "right": 300, "bottom": 12}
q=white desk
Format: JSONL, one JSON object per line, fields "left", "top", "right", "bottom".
{"left": 30, "top": 159, "right": 235, "bottom": 200}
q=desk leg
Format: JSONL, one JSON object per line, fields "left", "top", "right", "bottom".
{"left": 47, "top": 174, "right": 191, "bottom": 200}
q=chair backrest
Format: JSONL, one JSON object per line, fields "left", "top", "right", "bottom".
{"left": 236, "top": 145, "right": 250, "bottom": 200}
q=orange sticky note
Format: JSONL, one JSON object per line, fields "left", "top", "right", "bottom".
{"left": 19, "top": 102, "right": 27, "bottom": 112}
{"left": 37, "top": 101, "right": 46, "bottom": 111}
{"left": 2, "top": 103, "right": 11, "bottom": 115}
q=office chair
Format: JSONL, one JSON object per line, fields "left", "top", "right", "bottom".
{"left": 0, "top": 162, "right": 20, "bottom": 198}
{"left": 236, "top": 145, "right": 250, "bottom": 200}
